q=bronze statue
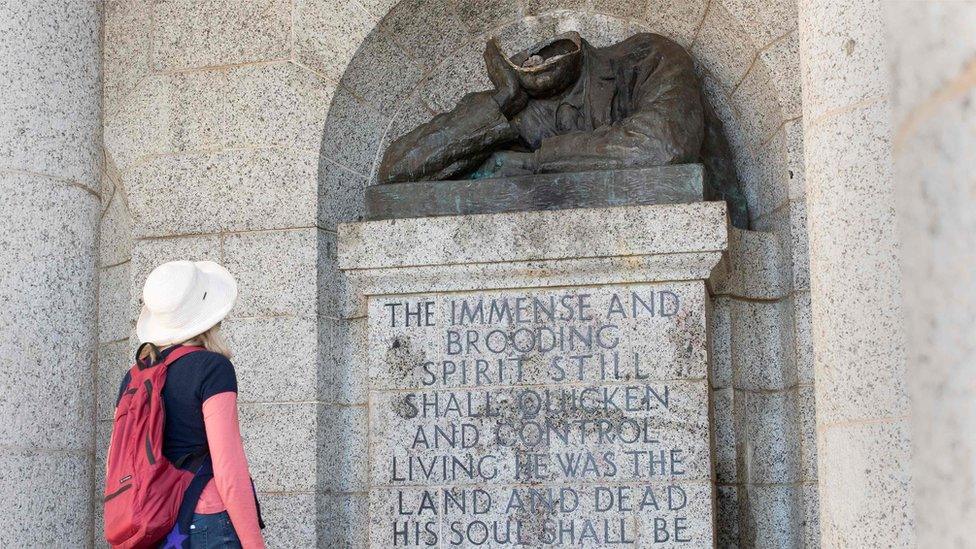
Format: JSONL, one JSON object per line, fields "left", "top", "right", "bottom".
{"left": 378, "top": 31, "right": 749, "bottom": 228}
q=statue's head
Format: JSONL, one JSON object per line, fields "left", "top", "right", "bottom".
{"left": 507, "top": 31, "right": 583, "bottom": 98}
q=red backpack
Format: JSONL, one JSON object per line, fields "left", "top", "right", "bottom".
{"left": 103, "top": 345, "right": 204, "bottom": 548}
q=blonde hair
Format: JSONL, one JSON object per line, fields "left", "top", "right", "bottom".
{"left": 138, "top": 323, "right": 232, "bottom": 363}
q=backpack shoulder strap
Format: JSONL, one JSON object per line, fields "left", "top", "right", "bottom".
{"left": 162, "top": 345, "right": 205, "bottom": 366}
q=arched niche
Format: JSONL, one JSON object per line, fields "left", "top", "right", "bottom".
{"left": 316, "top": 0, "right": 800, "bottom": 231}
{"left": 314, "top": 0, "right": 805, "bottom": 545}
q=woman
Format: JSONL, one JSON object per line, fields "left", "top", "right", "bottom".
{"left": 119, "top": 260, "right": 265, "bottom": 548}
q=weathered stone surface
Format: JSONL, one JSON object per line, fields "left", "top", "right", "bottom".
{"left": 0, "top": 1, "right": 101, "bottom": 188}
{"left": 222, "top": 315, "right": 319, "bottom": 402}
{"left": 341, "top": 202, "right": 727, "bottom": 272}
{"left": 0, "top": 450, "right": 93, "bottom": 548}
{"left": 366, "top": 283, "right": 708, "bottom": 390}
{"left": 342, "top": 203, "right": 725, "bottom": 547}
{"left": 240, "top": 402, "right": 318, "bottom": 492}
{"left": 365, "top": 166, "right": 704, "bottom": 221}
{"left": 223, "top": 228, "right": 319, "bottom": 318}
{"left": 151, "top": 0, "right": 291, "bottom": 70}
{"left": 127, "top": 148, "right": 318, "bottom": 238}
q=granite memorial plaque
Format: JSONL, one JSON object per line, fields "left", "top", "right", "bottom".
{"left": 365, "top": 282, "right": 715, "bottom": 547}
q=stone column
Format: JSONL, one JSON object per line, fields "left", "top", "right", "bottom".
{"left": 888, "top": 2, "right": 976, "bottom": 546}
{"left": 0, "top": 1, "right": 101, "bottom": 546}
{"left": 797, "top": 0, "right": 914, "bottom": 547}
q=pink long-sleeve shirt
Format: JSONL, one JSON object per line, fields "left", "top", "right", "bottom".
{"left": 195, "top": 392, "right": 265, "bottom": 549}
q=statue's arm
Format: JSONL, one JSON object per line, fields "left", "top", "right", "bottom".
{"left": 533, "top": 74, "right": 704, "bottom": 173}
{"left": 377, "top": 91, "right": 519, "bottom": 184}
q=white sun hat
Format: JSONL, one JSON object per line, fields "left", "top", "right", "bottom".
{"left": 136, "top": 260, "right": 238, "bottom": 346}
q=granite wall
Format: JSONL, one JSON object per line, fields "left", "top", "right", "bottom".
{"left": 889, "top": 2, "right": 976, "bottom": 546}
{"left": 0, "top": 1, "right": 102, "bottom": 546}
{"left": 97, "top": 0, "right": 814, "bottom": 547}
{"left": 798, "top": 0, "right": 914, "bottom": 546}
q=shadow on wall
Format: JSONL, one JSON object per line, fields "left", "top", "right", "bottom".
{"left": 315, "top": 0, "right": 804, "bottom": 546}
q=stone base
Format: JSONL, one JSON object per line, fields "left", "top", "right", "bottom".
{"left": 365, "top": 164, "right": 704, "bottom": 220}
{"left": 339, "top": 202, "right": 727, "bottom": 547}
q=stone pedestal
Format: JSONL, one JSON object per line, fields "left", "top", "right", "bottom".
{"left": 339, "top": 201, "right": 728, "bottom": 548}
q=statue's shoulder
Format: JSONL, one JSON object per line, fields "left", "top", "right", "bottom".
{"left": 599, "top": 32, "right": 689, "bottom": 59}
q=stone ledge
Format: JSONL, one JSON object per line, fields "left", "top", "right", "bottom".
{"left": 339, "top": 200, "right": 729, "bottom": 272}
{"left": 364, "top": 164, "right": 704, "bottom": 220}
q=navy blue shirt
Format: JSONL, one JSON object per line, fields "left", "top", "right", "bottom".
{"left": 118, "top": 346, "right": 237, "bottom": 463}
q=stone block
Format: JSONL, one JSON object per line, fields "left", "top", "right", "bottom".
{"left": 781, "top": 119, "right": 806, "bottom": 200}
{"left": 817, "top": 419, "right": 913, "bottom": 548}
{"left": 320, "top": 87, "right": 390, "bottom": 177}
{"left": 802, "top": 482, "right": 821, "bottom": 548}
{"left": 127, "top": 148, "right": 318, "bottom": 238}
{"left": 735, "top": 390, "right": 801, "bottom": 484}
{"left": 643, "top": 0, "right": 708, "bottom": 48}
{"left": 97, "top": 339, "right": 134, "bottom": 421}
{"left": 552, "top": 13, "right": 641, "bottom": 50}
{"left": 592, "top": 0, "right": 649, "bottom": 19}
{"left": 223, "top": 229, "right": 319, "bottom": 318}
{"left": 317, "top": 230, "right": 342, "bottom": 318}
{"left": 709, "top": 297, "right": 732, "bottom": 389}
{"left": 420, "top": 41, "right": 493, "bottom": 114}
{"left": 171, "top": 61, "right": 336, "bottom": 154}
{"left": 493, "top": 15, "right": 560, "bottom": 56}
{"left": 887, "top": 2, "right": 976, "bottom": 128}
{"left": 712, "top": 388, "right": 736, "bottom": 483}
{"left": 798, "top": 0, "right": 887, "bottom": 118}
{"left": 366, "top": 283, "right": 709, "bottom": 391}
{"left": 0, "top": 175, "right": 98, "bottom": 451}
{"left": 719, "top": 0, "right": 797, "bottom": 46}
{"left": 256, "top": 492, "right": 318, "bottom": 548}
{"left": 760, "top": 30, "right": 801, "bottom": 121}
{"left": 99, "top": 262, "right": 132, "bottom": 344}
{"left": 319, "top": 158, "right": 367, "bottom": 229}
{"left": 103, "top": 0, "right": 152, "bottom": 115}
{"left": 380, "top": 0, "right": 469, "bottom": 62}
{"left": 319, "top": 405, "right": 370, "bottom": 492}
{"left": 367, "top": 482, "right": 714, "bottom": 546}
{"left": 151, "top": 0, "right": 291, "bottom": 70}
{"left": 0, "top": 1, "right": 101, "bottom": 188}
{"left": 798, "top": 385, "right": 817, "bottom": 481}
{"left": 340, "top": 202, "right": 728, "bottom": 272}
{"left": 99, "top": 186, "right": 133, "bottom": 268}
{"left": 690, "top": 3, "right": 757, "bottom": 93}
{"left": 102, "top": 73, "right": 174, "bottom": 175}
{"left": 790, "top": 199, "right": 810, "bottom": 291}
{"left": 454, "top": 0, "right": 521, "bottom": 33}
{"left": 0, "top": 451, "right": 93, "bottom": 548}
{"left": 338, "top": 28, "right": 424, "bottom": 117}
{"left": 320, "top": 317, "right": 369, "bottom": 405}
{"left": 730, "top": 298, "right": 796, "bottom": 391}
{"left": 793, "top": 290, "right": 814, "bottom": 385}
{"left": 731, "top": 60, "right": 783, "bottom": 153}
{"left": 715, "top": 485, "right": 739, "bottom": 547}
{"left": 725, "top": 227, "right": 792, "bottom": 301}
{"left": 296, "top": 0, "right": 377, "bottom": 83}
{"left": 240, "top": 402, "right": 318, "bottom": 492}
{"left": 740, "top": 484, "right": 802, "bottom": 549}
{"left": 523, "top": 0, "right": 586, "bottom": 16}
{"left": 752, "top": 128, "right": 790, "bottom": 220}
{"left": 318, "top": 493, "right": 369, "bottom": 548}
{"left": 221, "top": 316, "right": 318, "bottom": 402}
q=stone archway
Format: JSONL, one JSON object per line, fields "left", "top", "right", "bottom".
{"left": 316, "top": 1, "right": 811, "bottom": 546}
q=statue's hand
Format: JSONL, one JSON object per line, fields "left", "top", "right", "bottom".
{"left": 471, "top": 151, "right": 538, "bottom": 179}
{"left": 484, "top": 38, "right": 528, "bottom": 118}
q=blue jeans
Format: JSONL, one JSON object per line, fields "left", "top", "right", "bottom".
{"left": 188, "top": 511, "right": 242, "bottom": 548}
